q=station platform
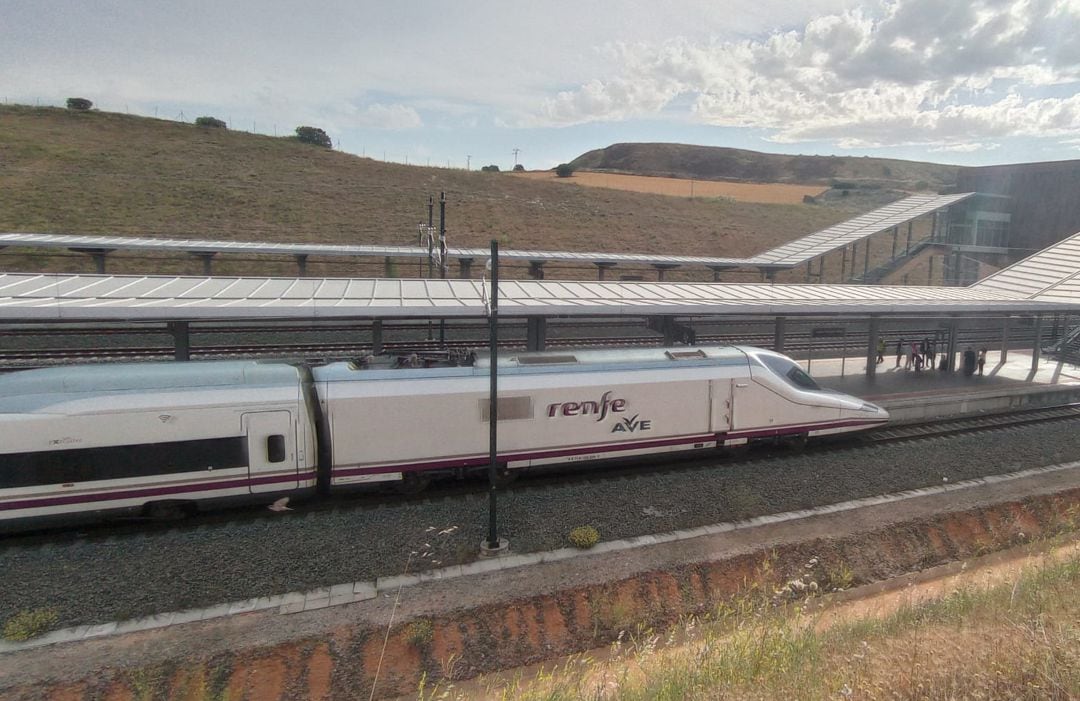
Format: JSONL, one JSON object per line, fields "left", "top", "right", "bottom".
{"left": 811, "top": 350, "right": 1080, "bottom": 424}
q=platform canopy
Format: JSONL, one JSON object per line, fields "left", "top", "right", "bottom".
{"left": 0, "top": 192, "right": 976, "bottom": 274}
{"left": 751, "top": 192, "right": 975, "bottom": 265}
{"left": 972, "top": 229, "right": 1080, "bottom": 300}
{"left": 0, "top": 272, "right": 1074, "bottom": 322}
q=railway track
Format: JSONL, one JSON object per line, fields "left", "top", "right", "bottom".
{"left": 0, "top": 328, "right": 1041, "bottom": 367}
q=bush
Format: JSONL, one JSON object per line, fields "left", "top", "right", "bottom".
{"left": 555, "top": 163, "right": 574, "bottom": 178}
{"left": 65, "top": 97, "right": 92, "bottom": 111}
{"left": 3, "top": 608, "right": 59, "bottom": 641}
{"left": 568, "top": 525, "right": 600, "bottom": 549}
{"left": 480, "top": 164, "right": 500, "bottom": 172}
{"left": 404, "top": 619, "right": 434, "bottom": 647}
{"left": 195, "top": 116, "right": 227, "bottom": 129}
{"left": 512, "top": 164, "right": 525, "bottom": 172}
{"left": 295, "top": 126, "right": 332, "bottom": 148}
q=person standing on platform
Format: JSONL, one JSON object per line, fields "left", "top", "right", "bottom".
{"left": 877, "top": 338, "right": 885, "bottom": 364}
{"left": 963, "top": 346, "right": 977, "bottom": 376}
{"left": 896, "top": 338, "right": 905, "bottom": 368}
{"left": 904, "top": 340, "right": 915, "bottom": 370}
{"left": 913, "top": 342, "right": 923, "bottom": 371}
{"left": 978, "top": 348, "right": 987, "bottom": 376}
{"left": 923, "top": 337, "right": 933, "bottom": 368}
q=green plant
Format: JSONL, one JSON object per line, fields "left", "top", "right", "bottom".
{"left": 3, "top": 607, "right": 59, "bottom": 641}
{"left": 568, "top": 525, "right": 600, "bottom": 549}
{"left": 824, "top": 560, "right": 854, "bottom": 591}
{"left": 66, "top": 97, "right": 92, "bottom": 111}
{"left": 512, "top": 164, "right": 525, "bottom": 172}
{"left": 404, "top": 618, "right": 434, "bottom": 647}
{"left": 555, "top": 163, "right": 574, "bottom": 177}
{"left": 294, "top": 125, "right": 332, "bottom": 148}
{"left": 195, "top": 116, "right": 227, "bottom": 129}
{"left": 480, "top": 164, "right": 500, "bottom": 172}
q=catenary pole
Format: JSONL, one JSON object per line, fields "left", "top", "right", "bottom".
{"left": 487, "top": 240, "right": 500, "bottom": 549}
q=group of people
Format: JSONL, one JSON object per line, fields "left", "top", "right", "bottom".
{"left": 874, "top": 337, "right": 988, "bottom": 376}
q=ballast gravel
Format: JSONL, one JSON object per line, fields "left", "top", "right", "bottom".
{"left": 4, "top": 420, "right": 1080, "bottom": 630}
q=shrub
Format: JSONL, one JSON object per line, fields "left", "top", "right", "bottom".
{"left": 555, "top": 163, "right": 574, "bottom": 178}
{"left": 295, "top": 126, "right": 332, "bottom": 148}
{"left": 195, "top": 116, "right": 227, "bottom": 129}
{"left": 512, "top": 164, "right": 525, "bottom": 172}
{"left": 404, "top": 619, "right": 434, "bottom": 647}
{"left": 3, "top": 607, "right": 59, "bottom": 641}
{"left": 65, "top": 97, "right": 92, "bottom": 111}
{"left": 480, "top": 164, "right": 500, "bottom": 172}
{"left": 568, "top": 525, "right": 600, "bottom": 549}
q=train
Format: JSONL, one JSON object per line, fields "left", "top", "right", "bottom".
{"left": 0, "top": 346, "right": 888, "bottom": 530}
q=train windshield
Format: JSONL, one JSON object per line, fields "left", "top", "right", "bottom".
{"left": 759, "top": 355, "right": 822, "bottom": 391}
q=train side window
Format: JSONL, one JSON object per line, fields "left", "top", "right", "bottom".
{"left": 266, "top": 435, "right": 286, "bottom": 463}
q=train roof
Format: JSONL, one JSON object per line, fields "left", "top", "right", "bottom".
{"left": 0, "top": 360, "right": 301, "bottom": 399}
{"left": 472, "top": 345, "right": 747, "bottom": 368}
{"left": 312, "top": 345, "right": 750, "bottom": 382}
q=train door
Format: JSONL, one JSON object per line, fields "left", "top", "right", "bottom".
{"left": 243, "top": 411, "right": 297, "bottom": 493}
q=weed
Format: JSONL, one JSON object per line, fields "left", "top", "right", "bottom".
{"left": 2, "top": 607, "right": 59, "bottom": 641}
{"left": 405, "top": 618, "right": 434, "bottom": 648}
{"left": 568, "top": 525, "right": 600, "bottom": 549}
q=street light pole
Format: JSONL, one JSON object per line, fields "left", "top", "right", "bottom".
{"left": 484, "top": 239, "right": 505, "bottom": 554}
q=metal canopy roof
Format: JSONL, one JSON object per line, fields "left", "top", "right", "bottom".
{"left": 0, "top": 192, "right": 975, "bottom": 272}
{"left": 972, "top": 229, "right": 1080, "bottom": 299}
{"left": 0, "top": 272, "right": 1072, "bottom": 322}
{"left": 751, "top": 192, "right": 975, "bottom": 265}
{"left": 0, "top": 233, "right": 747, "bottom": 268}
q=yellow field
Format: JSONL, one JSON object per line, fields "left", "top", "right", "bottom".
{"left": 515, "top": 170, "right": 828, "bottom": 204}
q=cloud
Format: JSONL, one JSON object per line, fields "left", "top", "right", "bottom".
{"left": 345, "top": 104, "right": 423, "bottom": 130}
{"left": 928, "top": 142, "right": 1001, "bottom": 153}
{"left": 525, "top": 0, "right": 1080, "bottom": 148}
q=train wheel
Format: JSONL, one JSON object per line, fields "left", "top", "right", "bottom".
{"left": 784, "top": 433, "right": 809, "bottom": 452}
{"left": 396, "top": 471, "right": 431, "bottom": 495}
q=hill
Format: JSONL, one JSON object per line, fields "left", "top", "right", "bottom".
{"left": 0, "top": 106, "right": 872, "bottom": 281}
{"left": 569, "top": 143, "right": 959, "bottom": 191}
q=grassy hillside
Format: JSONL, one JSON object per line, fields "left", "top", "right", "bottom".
{"left": 570, "top": 142, "right": 959, "bottom": 190}
{"left": 0, "top": 105, "right": 880, "bottom": 280}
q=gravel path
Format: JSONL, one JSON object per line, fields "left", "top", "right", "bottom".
{"left": 4, "top": 420, "right": 1080, "bottom": 630}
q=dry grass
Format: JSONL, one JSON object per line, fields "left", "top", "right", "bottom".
{"left": 513, "top": 171, "right": 828, "bottom": 204}
{"left": 0, "top": 105, "right": 871, "bottom": 281}
{"left": 424, "top": 542, "right": 1080, "bottom": 700}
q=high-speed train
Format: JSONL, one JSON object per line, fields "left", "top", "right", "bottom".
{"left": 0, "top": 346, "right": 888, "bottom": 529}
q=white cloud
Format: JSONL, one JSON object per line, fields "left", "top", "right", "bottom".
{"left": 928, "top": 142, "right": 1001, "bottom": 153}
{"left": 346, "top": 104, "right": 423, "bottom": 130}
{"left": 525, "top": 0, "right": 1080, "bottom": 148}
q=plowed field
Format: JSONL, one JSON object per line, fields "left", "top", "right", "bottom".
{"left": 515, "top": 171, "right": 828, "bottom": 204}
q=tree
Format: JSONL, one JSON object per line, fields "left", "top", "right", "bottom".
{"left": 555, "top": 163, "right": 574, "bottom": 178}
{"left": 480, "top": 164, "right": 500, "bottom": 172}
{"left": 512, "top": 164, "right": 525, "bottom": 172}
{"left": 195, "top": 116, "right": 227, "bottom": 128}
{"left": 66, "top": 97, "right": 92, "bottom": 111}
{"left": 295, "top": 126, "right": 332, "bottom": 148}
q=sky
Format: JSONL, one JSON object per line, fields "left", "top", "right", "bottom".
{"left": 6, "top": 0, "right": 1080, "bottom": 170}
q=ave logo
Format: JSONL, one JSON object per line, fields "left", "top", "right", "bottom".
{"left": 611, "top": 414, "right": 652, "bottom": 433}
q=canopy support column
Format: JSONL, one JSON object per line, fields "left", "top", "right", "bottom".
{"left": 168, "top": 321, "right": 190, "bottom": 361}
{"left": 866, "top": 315, "right": 880, "bottom": 379}
{"left": 526, "top": 317, "right": 547, "bottom": 352}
